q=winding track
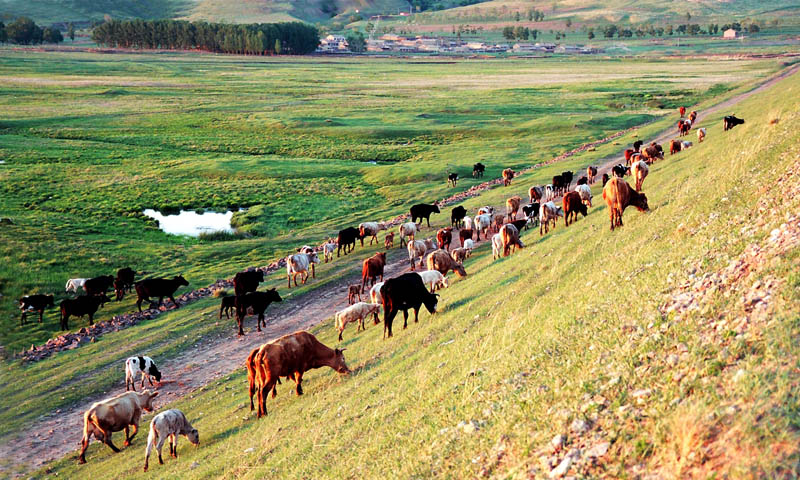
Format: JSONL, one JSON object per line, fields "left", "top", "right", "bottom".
{"left": 2, "top": 61, "right": 798, "bottom": 475}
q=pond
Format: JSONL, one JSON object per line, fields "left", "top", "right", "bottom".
{"left": 143, "top": 209, "right": 237, "bottom": 237}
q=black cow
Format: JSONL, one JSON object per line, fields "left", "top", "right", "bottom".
{"left": 448, "top": 173, "right": 459, "bottom": 187}
{"left": 60, "top": 294, "right": 111, "bottom": 330}
{"left": 576, "top": 176, "right": 588, "bottom": 186}
{"left": 552, "top": 175, "right": 565, "bottom": 196}
{"left": 337, "top": 227, "right": 363, "bottom": 257}
{"left": 612, "top": 164, "right": 630, "bottom": 177}
{"left": 114, "top": 267, "right": 136, "bottom": 301}
{"left": 451, "top": 206, "right": 467, "bottom": 229}
{"left": 472, "top": 162, "right": 485, "bottom": 178}
{"left": 219, "top": 295, "right": 236, "bottom": 319}
{"left": 380, "top": 273, "right": 438, "bottom": 338}
{"left": 602, "top": 173, "right": 610, "bottom": 187}
{"left": 561, "top": 171, "right": 574, "bottom": 190}
{"left": 83, "top": 275, "right": 114, "bottom": 296}
{"left": 234, "top": 269, "right": 264, "bottom": 296}
{"left": 234, "top": 288, "right": 283, "bottom": 335}
{"left": 410, "top": 203, "right": 440, "bottom": 228}
{"left": 723, "top": 115, "right": 745, "bottom": 131}
{"left": 19, "top": 294, "right": 54, "bottom": 325}
{"left": 134, "top": 275, "right": 189, "bottom": 312}
{"left": 633, "top": 140, "right": 643, "bottom": 152}
{"left": 522, "top": 202, "right": 540, "bottom": 227}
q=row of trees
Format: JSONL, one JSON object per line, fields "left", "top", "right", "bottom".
{"left": 0, "top": 17, "right": 64, "bottom": 45}
{"left": 588, "top": 22, "right": 762, "bottom": 40}
{"left": 501, "top": 26, "right": 539, "bottom": 41}
{"left": 91, "top": 20, "right": 319, "bottom": 55}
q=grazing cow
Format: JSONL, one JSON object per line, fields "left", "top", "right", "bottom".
{"left": 678, "top": 120, "right": 691, "bottom": 136}
{"left": 143, "top": 409, "right": 199, "bottom": 472}
{"left": 624, "top": 149, "right": 636, "bottom": 165}
{"left": 410, "top": 203, "right": 441, "bottom": 228}
{"left": 219, "top": 295, "right": 236, "bottom": 319}
{"left": 506, "top": 195, "right": 522, "bottom": 221}
{"left": 458, "top": 228, "right": 473, "bottom": 246}
{"left": 474, "top": 214, "right": 492, "bottom": 240}
{"left": 416, "top": 270, "right": 449, "bottom": 293}
{"left": 500, "top": 224, "right": 524, "bottom": 256}
{"left": 632, "top": 160, "right": 649, "bottom": 192}
{"left": 426, "top": 249, "right": 467, "bottom": 277}
{"left": 472, "top": 162, "right": 485, "bottom": 178}
{"left": 287, "top": 252, "right": 320, "bottom": 288}
{"left": 681, "top": 141, "right": 693, "bottom": 150}
{"left": 602, "top": 177, "right": 650, "bottom": 230}
{"left": 78, "top": 390, "right": 159, "bottom": 464}
{"left": 642, "top": 143, "right": 664, "bottom": 163}
{"left": 84, "top": 275, "right": 114, "bottom": 296}
{"left": 234, "top": 288, "right": 282, "bottom": 335}
{"left": 60, "top": 294, "right": 110, "bottom": 330}
{"left": 436, "top": 227, "right": 453, "bottom": 252}
{"left": 522, "top": 202, "right": 540, "bottom": 227}
{"left": 135, "top": 276, "right": 188, "bottom": 313}
{"left": 689, "top": 110, "right": 697, "bottom": 124}
{"left": 114, "top": 268, "right": 136, "bottom": 300}
{"left": 347, "top": 285, "right": 362, "bottom": 305}
{"left": 529, "top": 185, "right": 544, "bottom": 203}
{"left": 502, "top": 168, "right": 514, "bottom": 186}
{"left": 576, "top": 176, "right": 588, "bottom": 186}
{"left": 451, "top": 206, "right": 467, "bottom": 229}
{"left": 336, "top": 227, "right": 363, "bottom": 257}
{"left": 234, "top": 269, "right": 264, "bottom": 297}
{"left": 447, "top": 172, "right": 459, "bottom": 187}
{"left": 633, "top": 140, "right": 644, "bottom": 153}
{"left": 19, "top": 294, "right": 54, "bottom": 325}
{"left": 575, "top": 184, "right": 593, "bottom": 208}
{"left": 587, "top": 166, "right": 598, "bottom": 184}
{"left": 408, "top": 238, "right": 436, "bottom": 270}
{"left": 358, "top": 222, "right": 386, "bottom": 247}
{"left": 563, "top": 191, "right": 588, "bottom": 226}
{"left": 491, "top": 233, "right": 503, "bottom": 260}
{"left": 450, "top": 247, "right": 467, "bottom": 263}
{"left": 463, "top": 216, "right": 473, "bottom": 230}
{"left": 384, "top": 232, "right": 395, "bottom": 250}
{"left": 381, "top": 273, "right": 438, "bottom": 338}
{"left": 539, "top": 201, "right": 563, "bottom": 236}
{"left": 552, "top": 175, "right": 565, "bottom": 196}
{"left": 561, "top": 171, "right": 574, "bottom": 190}
{"left": 369, "top": 281, "right": 385, "bottom": 305}
{"left": 697, "top": 127, "right": 707, "bottom": 143}
{"left": 491, "top": 213, "right": 505, "bottom": 234}
{"left": 361, "top": 252, "right": 387, "bottom": 290}
{"left": 65, "top": 278, "right": 87, "bottom": 293}
{"left": 125, "top": 356, "right": 162, "bottom": 392}
{"left": 670, "top": 139, "right": 682, "bottom": 155}
{"left": 251, "top": 331, "right": 350, "bottom": 417}
{"left": 398, "top": 222, "right": 418, "bottom": 247}
{"left": 612, "top": 164, "right": 630, "bottom": 178}
{"left": 321, "top": 239, "right": 337, "bottom": 262}
{"left": 602, "top": 173, "right": 610, "bottom": 187}
{"left": 679, "top": 106, "right": 686, "bottom": 117}
{"left": 463, "top": 239, "right": 475, "bottom": 256}
{"left": 335, "top": 302, "right": 381, "bottom": 341}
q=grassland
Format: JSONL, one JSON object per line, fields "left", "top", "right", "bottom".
{"left": 24, "top": 57, "right": 800, "bottom": 479}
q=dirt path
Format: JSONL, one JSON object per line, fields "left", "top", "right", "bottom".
{"left": 3, "top": 61, "right": 798, "bottom": 476}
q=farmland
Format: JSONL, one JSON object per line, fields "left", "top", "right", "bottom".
{"left": 1, "top": 48, "right": 799, "bottom": 478}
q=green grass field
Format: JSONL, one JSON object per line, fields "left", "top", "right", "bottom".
{"left": 20, "top": 55, "right": 800, "bottom": 479}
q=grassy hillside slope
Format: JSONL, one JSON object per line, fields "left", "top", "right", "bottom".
{"left": 39, "top": 68, "right": 800, "bottom": 478}
{"left": 0, "top": 0, "right": 190, "bottom": 24}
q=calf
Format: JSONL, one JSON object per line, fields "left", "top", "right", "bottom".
{"left": 506, "top": 195, "right": 522, "bottom": 221}
{"left": 219, "top": 295, "right": 236, "bottom": 319}
{"left": 436, "top": 227, "right": 453, "bottom": 252}
{"left": 335, "top": 302, "right": 381, "bottom": 341}
{"left": 563, "top": 191, "right": 587, "bottom": 226}
{"left": 463, "top": 239, "right": 475, "bottom": 256}
{"left": 381, "top": 273, "right": 438, "bottom": 338}
{"left": 678, "top": 119, "right": 691, "bottom": 136}
{"left": 408, "top": 238, "right": 436, "bottom": 270}
{"left": 641, "top": 143, "right": 663, "bottom": 163}
{"left": 426, "top": 249, "right": 467, "bottom": 277}
{"left": 450, "top": 247, "right": 467, "bottom": 264}
{"left": 602, "top": 173, "right": 610, "bottom": 187}
{"left": 491, "top": 233, "right": 502, "bottom": 260}
{"left": 477, "top": 206, "right": 494, "bottom": 216}
{"left": 522, "top": 202, "right": 540, "bottom": 226}
{"left": 688, "top": 110, "right": 697, "bottom": 124}
{"left": 361, "top": 252, "right": 387, "bottom": 290}
{"left": 384, "top": 232, "right": 395, "bottom": 249}
{"left": 143, "top": 409, "right": 199, "bottom": 472}
{"left": 473, "top": 214, "right": 492, "bottom": 241}
{"left": 135, "top": 276, "right": 189, "bottom": 312}
{"left": 451, "top": 206, "right": 467, "bottom": 229}
{"left": 602, "top": 176, "right": 650, "bottom": 230}
{"left": 287, "top": 252, "right": 320, "bottom": 288}
{"left": 410, "top": 203, "right": 440, "bottom": 228}
{"left": 347, "top": 285, "right": 362, "bottom": 305}
{"left": 60, "top": 294, "right": 110, "bottom": 330}
{"left": 575, "top": 184, "right": 592, "bottom": 208}
{"left": 337, "top": 227, "right": 362, "bottom": 257}
{"left": 125, "top": 356, "right": 162, "bottom": 392}
{"left": 529, "top": 185, "right": 544, "bottom": 203}
{"left": 358, "top": 222, "right": 385, "bottom": 247}
{"left": 369, "top": 281, "right": 385, "bottom": 305}
{"left": 502, "top": 168, "right": 514, "bottom": 186}
{"left": 679, "top": 106, "right": 686, "bottom": 117}
{"left": 472, "top": 162, "right": 485, "bottom": 178}
{"left": 79, "top": 390, "right": 159, "bottom": 464}
{"left": 587, "top": 166, "right": 598, "bottom": 184}
{"left": 539, "top": 201, "right": 563, "bottom": 236}
{"left": 447, "top": 172, "right": 459, "bottom": 187}
{"left": 417, "top": 269, "right": 449, "bottom": 293}
{"left": 632, "top": 160, "right": 649, "bottom": 192}
{"left": 500, "top": 224, "right": 524, "bottom": 257}
{"left": 234, "top": 269, "right": 264, "bottom": 296}
{"left": 322, "top": 239, "right": 337, "bottom": 262}
{"left": 19, "top": 294, "right": 54, "bottom": 325}
{"left": 84, "top": 275, "right": 114, "bottom": 296}
{"left": 398, "top": 222, "right": 418, "bottom": 247}
{"left": 633, "top": 140, "right": 644, "bottom": 152}
{"left": 114, "top": 267, "right": 136, "bottom": 300}
{"left": 65, "top": 278, "right": 87, "bottom": 293}
{"left": 235, "top": 288, "right": 282, "bottom": 335}
{"left": 624, "top": 149, "right": 636, "bottom": 165}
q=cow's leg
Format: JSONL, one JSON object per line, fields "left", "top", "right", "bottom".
{"left": 155, "top": 431, "right": 166, "bottom": 465}
{"left": 170, "top": 434, "right": 178, "bottom": 458}
{"left": 238, "top": 314, "right": 245, "bottom": 336}
{"left": 136, "top": 296, "right": 144, "bottom": 312}
{"left": 38, "top": 309, "right": 44, "bottom": 323}
{"left": 294, "top": 371, "right": 304, "bottom": 395}
{"left": 402, "top": 310, "right": 409, "bottom": 329}
{"left": 101, "top": 429, "right": 120, "bottom": 453}
{"left": 257, "top": 312, "right": 264, "bottom": 332}
{"left": 123, "top": 423, "right": 138, "bottom": 446}
{"left": 259, "top": 377, "right": 278, "bottom": 417}
{"left": 78, "top": 429, "right": 93, "bottom": 464}
{"left": 88, "top": 312, "right": 94, "bottom": 325}
{"left": 414, "top": 307, "right": 421, "bottom": 323}
{"left": 169, "top": 295, "right": 178, "bottom": 308}
{"left": 384, "top": 309, "right": 397, "bottom": 338}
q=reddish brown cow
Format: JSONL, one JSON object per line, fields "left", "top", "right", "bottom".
{"left": 688, "top": 110, "right": 697, "bottom": 124}
{"left": 562, "top": 191, "right": 588, "bottom": 226}
{"left": 502, "top": 168, "right": 514, "bottom": 186}
{"left": 624, "top": 148, "right": 636, "bottom": 165}
{"left": 679, "top": 106, "right": 686, "bottom": 117}
{"left": 252, "top": 331, "right": 350, "bottom": 417}
{"left": 458, "top": 228, "right": 473, "bottom": 246}
{"left": 361, "top": 252, "right": 387, "bottom": 291}
{"left": 436, "top": 227, "right": 453, "bottom": 252}
{"left": 602, "top": 177, "right": 650, "bottom": 231}
{"left": 670, "top": 139, "right": 682, "bottom": 155}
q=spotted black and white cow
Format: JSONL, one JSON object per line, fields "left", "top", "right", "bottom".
{"left": 125, "top": 356, "right": 162, "bottom": 391}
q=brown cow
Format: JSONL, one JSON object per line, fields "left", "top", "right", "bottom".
{"left": 499, "top": 224, "right": 524, "bottom": 257}
{"left": 458, "top": 228, "right": 473, "bottom": 246}
{"left": 679, "top": 106, "right": 686, "bottom": 117}
{"left": 670, "top": 139, "right": 682, "bottom": 155}
{"left": 602, "top": 177, "right": 649, "bottom": 231}
{"left": 688, "top": 110, "right": 697, "bottom": 124}
{"left": 361, "top": 252, "right": 386, "bottom": 291}
{"left": 641, "top": 143, "right": 663, "bottom": 164}
{"left": 563, "top": 191, "right": 588, "bottom": 226}
{"left": 436, "top": 227, "right": 453, "bottom": 252}
{"left": 384, "top": 232, "right": 394, "bottom": 249}
{"left": 426, "top": 249, "right": 467, "bottom": 277}
{"left": 502, "top": 168, "right": 514, "bottom": 186}
{"left": 78, "top": 390, "right": 159, "bottom": 464}
{"left": 587, "top": 166, "right": 598, "bottom": 184}
{"left": 506, "top": 195, "right": 522, "bottom": 221}
{"left": 252, "top": 331, "right": 350, "bottom": 417}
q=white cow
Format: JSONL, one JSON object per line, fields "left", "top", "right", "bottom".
{"left": 575, "top": 184, "right": 593, "bottom": 207}
{"left": 286, "top": 252, "right": 320, "bottom": 288}
{"left": 369, "top": 281, "right": 385, "bottom": 305}
{"left": 65, "top": 278, "right": 87, "bottom": 293}
{"left": 398, "top": 222, "right": 418, "bottom": 247}
{"left": 125, "top": 356, "right": 162, "bottom": 392}
{"left": 322, "top": 240, "right": 336, "bottom": 263}
{"left": 474, "top": 214, "right": 492, "bottom": 241}
{"left": 539, "top": 201, "right": 563, "bottom": 236}
{"left": 407, "top": 238, "right": 436, "bottom": 270}
{"left": 491, "top": 233, "right": 503, "bottom": 260}
{"left": 416, "top": 270, "right": 449, "bottom": 292}
{"left": 143, "top": 409, "right": 199, "bottom": 472}
{"left": 463, "top": 239, "right": 475, "bottom": 257}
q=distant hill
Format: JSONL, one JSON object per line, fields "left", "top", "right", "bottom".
{"left": 0, "top": 0, "right": 191, "bottom": 24}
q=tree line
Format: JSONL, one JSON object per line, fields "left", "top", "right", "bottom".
{"left": 0, "top": 17, "right": 64, "bottom": 45}
{"left": 588, "top": 21, "right": 762, "bottom": 40}
{"left": 91, "top": 20, "right": 319, "bottom": 55}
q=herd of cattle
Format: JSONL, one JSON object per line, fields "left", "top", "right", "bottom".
{"left": 16, "top": 107, "right": 743, "bottom": 471}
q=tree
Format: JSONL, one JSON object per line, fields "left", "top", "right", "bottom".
{"left": 688, "top": 24, "right": 701, "bottom": 35}
{"left": 0, "top": 22, "right": 6, "bottom": 44}
{"left": 274, "top": 38, "right": 281, "bottom": 54}
{"left": 502, "top": 26, "right": 514, "bottom": 40}
{"left": 748, "top": 23, "right": 760, "bottom": 33}
{"left": 527, "top": 10, "right": 533, "bottom": 21}
{"left": 514, "top": 11, "right": 520, "bottom": 22}
{"left": 531, "top": 29, "right": 538, "bottom": 40}
{"left": 686, "top": 12, "right": 691, "bottom": 21}
{"left": 602, "top": 24, "right": 617, "bottom": 38}
{"left": 345, "top": 30, "right": 365, "bottom": 52}
{"left": 666, "top": 25, "right": 673, "bottom": 35}
{"left": 587, "top": 28, "right": 594, "bottom": 40}
{"left": 6, "top": 17, "right": 43, "bottom": 45}
{"left": 68, "top": 22, "right": 75, "bottom": 42}
{"left": 42, "top": 27, "right": 63, "bottom": 43}
{"left": 676, "top": 24, "right": 687, "bottom": 34}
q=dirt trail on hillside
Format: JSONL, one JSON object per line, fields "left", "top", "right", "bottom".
{"left": 2, "top": 61, "right": 797, "bottom": 476}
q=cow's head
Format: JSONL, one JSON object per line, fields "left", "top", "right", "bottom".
{"left": 96, "top": 294, "right": 112, "bottom": 308}
{"left": 634, "top": 193, "right": 650, "bottom": 212}
{"left": 267, "top": 288, "right": 283, "bottom": 303}
{"left": 187, "top": 428, "right": 200, "bottom": 446}
{"left": 424, "top": 293, "right": 439, "bottom": 314}
{"left": 175, "top": 275, "right": 189, "bottom": 287}
{"left": 332, "top": 348, "right": 351, "bottom": 374}
{"left": 149, "top": 364, "right": 162, "bottom": 383}
{"left": 432, "top": 204, "right": 441, "bottom": 214}
{"left": 139, "top": 390, "right": 159, "bottom": 412}
{"left": 309, "top": 252, "right": 320, "bottom": 264}
{"left": 452, "top": 263, "right": 467, "bottom": 278}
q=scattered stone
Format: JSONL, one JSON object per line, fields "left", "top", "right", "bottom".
{"left": 190, "top": 461, "right": 200, "bottom": 469}
{"left": 585, "top": 442, "right": 610, "bottom": 458}
{"left": 244, "top": 447, "right": 254, "bottom": 453}
{"left": 570, "top": 419, "right": 589, "bottom": 434}
{"left": 551, "top": 434, "right": 566, "bottom": 450}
